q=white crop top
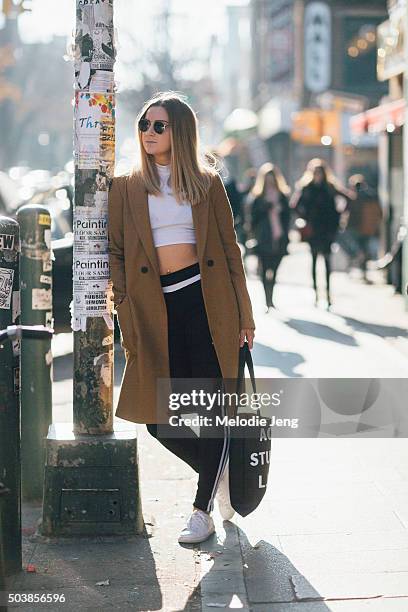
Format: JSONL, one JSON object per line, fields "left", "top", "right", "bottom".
{"left": 148, "top": 163, "right": 197, "bottom": 247}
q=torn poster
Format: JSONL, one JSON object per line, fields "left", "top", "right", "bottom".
{"left": 77, "top": 65, "right": 115, "bottom": 92}
{"left": 74, "top": 92, "right": 115, "bottom": 170}
{"left": 12, "top": 290, "right": 20, "bottom": 323}
{"left": 100, "top": 116, "right": 115, "bottom": 166}
{"left": 90, "top": 70, "right": 114, "bottom": 92}
{"left": 75, "top": 0, "right": 115, "bottom": 71}
{"left": 75, "top": 168, "right": 110, "bottom": 210}
{"left": 11, "top": 289, "right": 21, "bottom": 356}
{"left": 45, "top": 311, "right": 53, "bottom": 328}
{"left": 0, "top": 267, "right": 14, "bottom": 310}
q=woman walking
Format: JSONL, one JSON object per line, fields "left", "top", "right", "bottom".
{"left": 291, "top": 158, "right": 352, "bottom": 307}
{"left": 108, "top": 92, "right": 255, "bottom": 544}
{"left": 249, "top": 163, "right": 290, "bottom": 310}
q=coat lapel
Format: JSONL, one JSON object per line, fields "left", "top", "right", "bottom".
{"left": 126, "top": 172, "right": 209, "bottom": 275}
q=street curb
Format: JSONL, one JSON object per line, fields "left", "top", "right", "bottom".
{"left": 199, "top": 521, "right": 250, "bottom": 610}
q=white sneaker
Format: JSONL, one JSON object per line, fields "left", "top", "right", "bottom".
{"left": 215, "top": 461, "right": 235, "bottom": 521}
{"left": 178, "top": 509, "right": 215, "bottom": 544}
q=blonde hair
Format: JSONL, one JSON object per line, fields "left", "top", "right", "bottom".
{"left": 133, "top": 91, "right": 219, "bottom": 206}
{"left": 295, "top": 158, "right": 342, "bottom": 191}
{"left": 251, "top": 162, "right": 291, "bottom": 199}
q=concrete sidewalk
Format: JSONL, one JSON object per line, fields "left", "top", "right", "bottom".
{"left": 244, "top": 243, "right": 408, "bottom": 359}
{"left": 7, "top": 411, "right": 408, "bottom": 611}
{"left": 8, "top": 421, "right": 204, "bottom": 611}
{"left": 8, "top": 364, "right": 408, "bottom": 611}
{"left": 7, "top": 346, "right": 249, "bottom": 611}
{"left": 5, "top": 246, "right": 408, "bottom": 611}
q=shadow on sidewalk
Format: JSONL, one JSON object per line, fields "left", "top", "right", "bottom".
{"left": 252, "top": 341, "right": 305, "bottom": 377}
{"left": 339, "top": 316, "right": 408, "bottom": 341}
{"left": 173, "top": 521, "right": 333, "bottom": 610}
{"left": 236, "top": 526, "right": 332, "bottom": 609}
{"left": 175, "top": 521, "right": 247, "bottom": 611}
{"left": 284, "top": 318, "right": 358, "bottom": 347}
{"left": 8, "top": 500, "right": 165, "bottom": 611}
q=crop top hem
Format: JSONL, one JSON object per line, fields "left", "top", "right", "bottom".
{"left": 154, "top": 237, "right": 197, "bottom": 247}
{"left": 148, "top": 165, "right": 197, "bottom": 248}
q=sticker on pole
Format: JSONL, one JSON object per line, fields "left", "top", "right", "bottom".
{"left": 0, "top": 267, "right": 14, "bottom": 309}
{"left": 0, "top": 234, "right": 15, "bottom": 250}
{"left": 12, "top": 290, "right": 20, "bottom": 322}
{"left": 13, "top": 366, "right": 20, "bottom": 394}
{"left": 38, "top": 214, "right": 51, "bottom": 226}
{"left": 42, "top": 252, "right": 52, "bottom": 272}
{"left": 32, "top": 288, "right": 52, "bottom": 310}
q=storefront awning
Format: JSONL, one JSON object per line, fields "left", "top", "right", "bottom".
{"left": 350, "top": 98, "right": 406, "bottom": 135}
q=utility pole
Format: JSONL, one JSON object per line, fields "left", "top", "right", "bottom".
{"left": 41, "top": 0, "right": 142, "bottom": 537}
{"left": 71, "top": 3, "right": 116, "bottom": 435}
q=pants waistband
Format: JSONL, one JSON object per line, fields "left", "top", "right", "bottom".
{"left": 160, "top": 262, "right": 200, "bottom": 288}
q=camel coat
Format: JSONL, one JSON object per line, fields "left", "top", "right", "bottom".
{"left": 108, "top": 170, "right": 256, "bottom": 424}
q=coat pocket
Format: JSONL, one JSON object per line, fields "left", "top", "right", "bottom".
{"left": 115, "top": 295, "right": 137, "bottom": 353}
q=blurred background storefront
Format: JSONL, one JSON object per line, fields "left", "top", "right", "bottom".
{"left": 1, "top": 0, "right": 407, "bottom": 309}
{"left": 250, "top": 0, "right": 387, "bottom": 185}
{"left": 350, "top": 0, "right": 406, "bottom": 292}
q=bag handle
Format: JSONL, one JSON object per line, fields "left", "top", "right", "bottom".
{"left": 238, "top": 341, "right": 257, "bottom": 395}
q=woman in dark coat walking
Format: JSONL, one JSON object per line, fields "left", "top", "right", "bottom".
{"left": 291, "top": 159, "right": 353, "bottom": 307}
{"left": 249, "top": 163, "right": 291, "bottom": 310}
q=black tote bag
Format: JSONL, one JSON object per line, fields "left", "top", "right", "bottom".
{"left": 229, "top": 342, "right": 272, "bottom": 517}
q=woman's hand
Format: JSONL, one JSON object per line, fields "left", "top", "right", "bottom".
{"left": 239, "top": 328, "right": 255, "bottom": 350}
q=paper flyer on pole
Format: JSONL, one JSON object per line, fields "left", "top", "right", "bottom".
{"left": 74, "top": 209, "right": 108, "bottom": 254}
{"left": 74, "top": 92, "right": 115, "bottom": 170}
{"left": 72, "top": 250, "right": 113, "bottom": 331}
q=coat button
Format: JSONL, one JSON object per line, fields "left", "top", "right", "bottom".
{"left": 141, "top": 266, "right": 148, "bottom": 273}
{"left": 207, "top": 259, "right": 214, "bottom": 267}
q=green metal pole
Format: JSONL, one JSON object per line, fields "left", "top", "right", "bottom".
{"left": 17, "top": 205, "right": 52, "bottom": 501}
{"left": 0, "top": 481, "right": 10, "bottom": 611}
{"left": 0, "top": 216, "right": 21, "bottom": 576}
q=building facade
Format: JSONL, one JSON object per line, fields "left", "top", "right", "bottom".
{"left": 250, "top": 0, "right": 388, "bottom": 187}
{"left": 350, "top": 0, "right": 406, "bottom": 293}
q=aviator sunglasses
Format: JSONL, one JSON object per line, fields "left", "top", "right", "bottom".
{"left": 138, "top": 118, "right": 170, "bottom": 135}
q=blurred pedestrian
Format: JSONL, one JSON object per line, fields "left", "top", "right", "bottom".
{"left": 240, "top": 167, "right": 257, "bottom": 199}
{"left": 240, "top": 167, "right": 258, "bottom": 257}
{"left": 345, "top": 174, "right": 382, "bottom": 281}
{"left": 291, "top": 158, "right": 353, "bottom": 307}
{"left": 249, "top": 163, "right": 291, "bottom": 311}
{"left": 223, "top": 174, "right": 245, "bottom": 245}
